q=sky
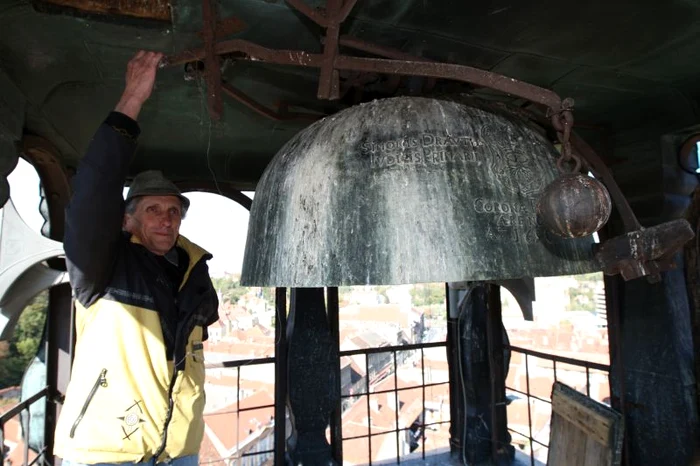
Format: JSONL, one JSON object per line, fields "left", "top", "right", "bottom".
{"left": 7, "top": 158, "right": 252, "bottom": 277}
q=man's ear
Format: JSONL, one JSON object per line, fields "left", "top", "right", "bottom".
{"left": 123, "top": 214, "right": 133, "bottom": 232}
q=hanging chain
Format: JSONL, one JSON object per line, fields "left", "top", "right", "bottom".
{"left": 550, "top": 98, "right": 582, "bottom": 174}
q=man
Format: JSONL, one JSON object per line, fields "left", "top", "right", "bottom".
{"left": 54, "top": 50, "right": 219, "bottom": 466}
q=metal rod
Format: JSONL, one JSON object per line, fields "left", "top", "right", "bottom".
{"left": 586, "top": 366, "right": 591, "bottom": 397}
{"left": 284, "top": 0, "right": 328, "bottom": 26}
{"left": 221, "top": 81, "right": 321, "bottom": 122}
{"left": 341, "top": 341, "right": 446, "bottom": 356}
{"left": 274, "top": 287, "right": 288, "bottom": 466}
{"left": 339, "top": 35, "right": 435, "bottom": 63}
{"left": 366, "top": 352, "right": 373, "bottom": 466}
{"left": 525, "top": 354, "right": 534, "bottom": 466}
{"left": 334, "top": 56, "right": 562, "bottom": 109}
{"left": 504, "top": 344, "right": 610, "bottom": 372}
{"left": 393, "top": 351, "right": 400, "bottom": 463}
{"left": 318, "top": 0, "right": 341, "bottom": 99}
{"left": 553, "top": 360, "right": 558, "bottom": 383}
{"left": 163, "top": 41, "right": 563, "bottom": 111}
{"left": 337, "top": 0, "right": 358, "bottom": 23}
{"left": 421, "top": 346, "right": 426, "bottom": 460}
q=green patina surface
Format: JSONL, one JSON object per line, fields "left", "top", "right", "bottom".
{"left": 0, "top": 0, "right": 699, "bottom": 190}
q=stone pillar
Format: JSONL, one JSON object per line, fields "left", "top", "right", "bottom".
{"left": 286, "top": 288, "right": 339, "bottom": 465}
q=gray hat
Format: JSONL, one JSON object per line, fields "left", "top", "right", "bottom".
{"left": 125, "top": 170, "right": 190, "bottom": 210}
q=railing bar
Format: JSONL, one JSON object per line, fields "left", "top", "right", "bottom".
{"left": 421, "top": 346, "right": 426, "bottom": 461}
{"left": 340, "top": 341, "right": 446, "bottom": 357}
{"left": 23, "top": 407, "right": 30, "bottom": 466}
{"left": 241, "top": 449, "right": 274, "bottom": 457}
{"left": 25, "top": 447, "right": 47, "bottom": 466}
{"left": 506, "top": 427, "right": 549, "bottom": 449}
{"left": 0, "top": 387, "right": 49, "bottom": 422}
{"left": 339, "top": 381, "right": 449, "bottom": 399}
{"left": 342, "top": 420, "right": 453, "bottom": 441}
{"left": 205, "top": 356, "right": 275, "bottom": 369}
{"left": 506, "top": 387, "right": 551, "bottom": 405}
{"left": 553, "top": 360, "right": 558, "bottom": 382}
{"left": 236, "top": 365, "right": 241, "bottom": 460}
{"left": 525, "top": 353, "right": 534, "bottom": 466}
{"left": 505, "top": 345, "right": 609, "bottom": 371}
{"left": 366, "top": 352, "right": 372, "bottom": 466}
{"left": 393, "top": 351, "right": 400, "bottom": 464}
{"left": 586, "top": 366, "right": 591, "bottom": 397}
{"left": 205, "top": 403, "right": 276, "bottom": 415}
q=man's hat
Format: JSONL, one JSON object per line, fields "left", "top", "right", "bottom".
{"left": 125, "top": 170, "right": 190, "bottom": 210}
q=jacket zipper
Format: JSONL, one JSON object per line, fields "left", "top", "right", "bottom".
{"left": 153, "top": 367, "right": 180, "bottom": 460}
{"left": 69, "top": 368, "right": 108, "bottom": 438}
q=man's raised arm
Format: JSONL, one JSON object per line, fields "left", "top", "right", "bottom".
{"left": 64, "top": 51, "right": 163, "bottom": 307}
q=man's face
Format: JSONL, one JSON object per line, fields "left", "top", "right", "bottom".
{"left": 123, "top": 195, "right": 183, "bottom": 255}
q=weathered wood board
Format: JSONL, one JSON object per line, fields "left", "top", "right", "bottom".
{"left": 547, "top": 382, "right": 623, "bottom": 466}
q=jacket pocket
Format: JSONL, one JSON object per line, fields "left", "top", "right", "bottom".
{"left": 69, "top": 368, "right": 108, "bottom": 438}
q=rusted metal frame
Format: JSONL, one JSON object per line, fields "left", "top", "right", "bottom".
{"left": 164, "top": 41, "right": 563, "bottom": 111}
{"left": 175, "top": 180, "right": 253, "bottom": 210}
{"left": 285, "top": 0, "right": 329, "bottom": 26}
{"left": 337, "top": 35, "right": 437, "bottom": 92}
{"left": 338, "top": 0, "right": 358, "bottom": 23}
{"left": 221, "top": 81, "right": 321, "bottom": 122}
{"left": 339, "top": 35, "right": 435, "bottom": 63}
{"left": 195, "top": 15, "right": 247, "bottom": 40}
{"left": 201, "top": 0, "right": 224, "bottom": 121}
{"left": 274, "top": 287, "right": 288, "bottom": 466}
{"left": 334, "top": 56, "right": 561, "bottom": 109}
{"left": 318, "top": 0, "right": 342, "bottom": 99}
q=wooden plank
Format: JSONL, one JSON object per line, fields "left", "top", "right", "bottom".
{"left": 551, "top": 385, "right": 613, "bottom": 446}
{"left": 547, "top": 382, "right": 623, "bottom": 466}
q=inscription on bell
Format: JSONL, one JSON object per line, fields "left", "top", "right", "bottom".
{"left": 363, "top": 133, "right": 483, "bottom": 168}
{"left": 474, "top": 197, "right": 540, "bottom": 244}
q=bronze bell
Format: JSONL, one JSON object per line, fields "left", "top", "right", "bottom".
{"left": 241, "top": 97, "right": 600, "bottom": 287}
{"left": 536, "top": 174, "right": 612, "bottom": 238}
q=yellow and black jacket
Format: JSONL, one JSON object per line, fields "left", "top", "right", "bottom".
{"left": 54, "top": 112, "right": 219, "bottom": 463}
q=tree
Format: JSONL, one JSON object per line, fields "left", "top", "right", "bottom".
{"left": 0, "top": 291, "right": 48, "bottom": 389}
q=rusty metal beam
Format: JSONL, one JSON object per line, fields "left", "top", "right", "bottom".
{"left": 284, "top": 0, "right": 329, "bottom": 26}
{"left": 201, "top": 0, "right": 223, "bottom": 121}
{"left": 195, "top": 15, "right": 247, "bottom": 41}
{"left": 163, "top": 39, "right": 324, "bottom": 68}
{"left": 318, "top": 0, "right": 341, "bottom": 99}
{"left": 221, "top": 81, "right": 322, "bottom": 122}
{"left": 339, "top": 35, "right": 434, "bottom": 63}
{"left": 35, "top": 0, "right": 170, "bottom": 21}
{"left": 338, "top": 0, "right": 358, "bottom": 23}
{"left": 334, "top": 55, "right": 562, "bottom": 109}
{"left": 163, "top": 41, "right": 563, "bottom": 110}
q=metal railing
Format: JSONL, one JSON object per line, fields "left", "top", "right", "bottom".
{"left": 339, "top": 340, "right": 449, "bottom": 466}
{"left": 504, "top": 345, "right": 611, "bottom": 466}
{"left": 204, "top": 357, "right": 276, "bottom": 465}
{"left": 0, "top": 386, "right": 48, "bottom": 466}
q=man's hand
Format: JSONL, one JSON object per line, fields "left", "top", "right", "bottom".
{"left": 115, "top": 50, "right": 164, "bottom": 121}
